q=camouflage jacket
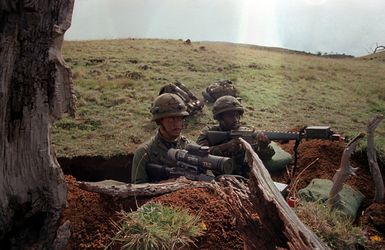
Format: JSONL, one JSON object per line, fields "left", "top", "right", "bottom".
{"left": 196, "top": 125, "right": 275, "bottom": 176}
{"left": 131, "top": 131, "right": 189, "bottom": 184}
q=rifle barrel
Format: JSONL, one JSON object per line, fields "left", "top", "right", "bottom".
{"left": 263, "top": 131, "right": 300, "bottom": 141}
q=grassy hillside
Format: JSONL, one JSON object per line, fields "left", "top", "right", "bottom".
{"left": 54, "top": 39, "right": 385, "bottom": 157}
{"left": 359, "top": 50, "right": 385, "bottom": 62}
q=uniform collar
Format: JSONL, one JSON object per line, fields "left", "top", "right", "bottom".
{"left": 155, "top": 130, "right": 180, "bottom": 149}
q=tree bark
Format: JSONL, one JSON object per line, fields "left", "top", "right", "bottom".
{"left": 367, "top": 115, "right": 384, "bottom": 203}
{"left": 78, "top": 178, "right": 215, "bottom": 198}
{"left": 0, "top": 0, "right": 75, "bottom": 248}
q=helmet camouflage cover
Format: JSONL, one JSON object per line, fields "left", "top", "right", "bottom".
{"left": 150, "top": 93, "right": 189, "bottom": 121}
{"left": 212, "top": 95, "right": 244, "bottom": 120}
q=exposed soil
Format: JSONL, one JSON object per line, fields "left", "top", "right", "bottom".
{"left": 275, "top": 140, "right": 376, "bottom": 202}
{"left": 60, "top": 139, "right": 385, "bottom": 249}
{"left": 153, "top": 188, "right": 249, "bottom": 249}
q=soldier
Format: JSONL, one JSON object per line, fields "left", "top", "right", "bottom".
{"left": 197, "top": 95, "right": 292, "bottom": 176}
{"left": 131, "top": 93, "right": 189, "bottom": 184}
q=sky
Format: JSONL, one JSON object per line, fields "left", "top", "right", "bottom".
{"left": 65, "top": 0, "right": 385, "bottom": 56}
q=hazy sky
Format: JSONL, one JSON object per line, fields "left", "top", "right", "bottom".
{"left": 65, "top": 0, "right": 385, "bottom": 56}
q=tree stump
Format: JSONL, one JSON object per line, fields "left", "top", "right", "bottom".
{"left": 367, "top": 115, "right": 384, "bottom": 203}
{"left": 0, "top": 0, "right": 75, "bottom": 248}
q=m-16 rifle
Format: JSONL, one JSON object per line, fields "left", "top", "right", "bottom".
{"left": 206, "top": 126, "right": 344, "bottom": 172}
{"left": 147, "top": 144, "right": 234, "bottom": 182}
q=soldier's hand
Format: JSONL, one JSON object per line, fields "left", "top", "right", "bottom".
{"left": 221, "top": 138, "right": 242, "bottom": 154}
{"left": 210, "top": 138, "right": 242, "bottom": 156}
{"left": 257, "top": 132, "right": 270, "bottom": 149}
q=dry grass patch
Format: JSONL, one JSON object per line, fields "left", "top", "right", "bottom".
{"left": 296, "top": 201, "right": 366, "bottom": 249}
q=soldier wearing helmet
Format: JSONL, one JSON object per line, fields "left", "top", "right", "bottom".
{"left": 197, "top": 95, "right": 291, "bottom": 176}
{"left": 131, "top": 93, "right": 189, "bottom": 183}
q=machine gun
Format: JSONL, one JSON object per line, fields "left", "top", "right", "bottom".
{"left": 206, "top": 126, "right": 344, "bottom": 173}
{"left": 147, "top": 144, "right": 234, "bottom": 182}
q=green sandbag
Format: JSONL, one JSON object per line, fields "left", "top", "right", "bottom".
{"left": 297, "top": 178, "right": 365, "bottom": 220}
{"left": 263, "top": 142, "right": 292, "bottom": 172}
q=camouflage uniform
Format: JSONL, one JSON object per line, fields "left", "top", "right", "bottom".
{"left": 131, "top": 93, "right": 189, "bottom": 184}
{"left": 197, "top": 95, "right": 275, "bottom": 176}
{"left": 131, "top": 132, "right": 189, "bottom": 183}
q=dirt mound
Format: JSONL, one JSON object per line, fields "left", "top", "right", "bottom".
{"left": 275, "top": 140, "right": 376, "bottom": 201}
{"left": 61, "top": 178, "right": 271, "bottom": 249}
{"left": 61, "top": 139, "right": 385, "bottom": 249}
{"left": 61, "top": 176, "right": 120, "bottom": 249}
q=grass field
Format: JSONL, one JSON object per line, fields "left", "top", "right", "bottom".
{"left": 53, "top": 39, "right": 385, "bottom": 157}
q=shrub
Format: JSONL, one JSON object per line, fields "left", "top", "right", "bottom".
{"left": 106, "top": 202, "right": 204, "bottom": 249}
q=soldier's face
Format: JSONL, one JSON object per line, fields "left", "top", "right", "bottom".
{"left": 159, "top": 116, "right": 183, "bottom": 140}
{"left": 220, "top": 111, "right": 241, "bottom": 130}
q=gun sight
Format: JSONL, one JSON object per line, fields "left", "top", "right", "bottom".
{"left": 168, "top": 144, "right": 234, "bottom": 175}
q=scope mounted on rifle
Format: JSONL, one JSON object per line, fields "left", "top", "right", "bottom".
{"left": 147, "top": 144, "right": 234, "bottom": 182}
{"left": 168, "top": 144, "right": 234, "bottom": 175}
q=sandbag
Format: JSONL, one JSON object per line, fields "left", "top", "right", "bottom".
{"left": 297, "top": 178, "right": 365, "bottom": 220}
{"left": 263, "top": 142, "right": 292, "bottom": 172}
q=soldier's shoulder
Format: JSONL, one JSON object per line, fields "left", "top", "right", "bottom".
{"left": 135, "top": 136, "right": 156, "bottom": 153}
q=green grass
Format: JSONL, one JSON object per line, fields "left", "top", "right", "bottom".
{"left": 295, "top": 201, "right": 366, "bottom": 249}
{"left": 106, "top": 202, "right": 204, "bottom": 250}
{"left": 53, "top": 39, "right": 385, "bottom": 157}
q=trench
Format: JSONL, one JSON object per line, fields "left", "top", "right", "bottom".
{"left": 58, "top": 154, "right": 134, "bottom": 183}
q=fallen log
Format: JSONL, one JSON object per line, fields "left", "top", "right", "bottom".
{"left": 239, "top": 138, "right": 328, "bottom": 250}
{"left": 77, "top": 178, "right": 214, "bottom": 198}
{"left": 328, "top": 133, "right": 365, "bottom": 207}
{"left": 367, "top": 114, "right": 384, "bottom": 203}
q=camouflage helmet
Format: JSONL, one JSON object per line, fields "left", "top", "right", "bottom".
{"left": 150, "top": 93, "right": 189, "bottom": 121}
{"left": 212, "top": 95, "right": 244, "bottom": 120}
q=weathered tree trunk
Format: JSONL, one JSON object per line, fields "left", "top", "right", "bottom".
{"left": 367, "top": 115, "right": 384, "bottom": 203}
{"left": 239, "top": 138, "right": 328, "bottom": 250}
{"left": 0, "top": 0, "right": 75, "bottom": 249}
{"left": 328, "top": 133, "right": 364, "bottom": 207}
